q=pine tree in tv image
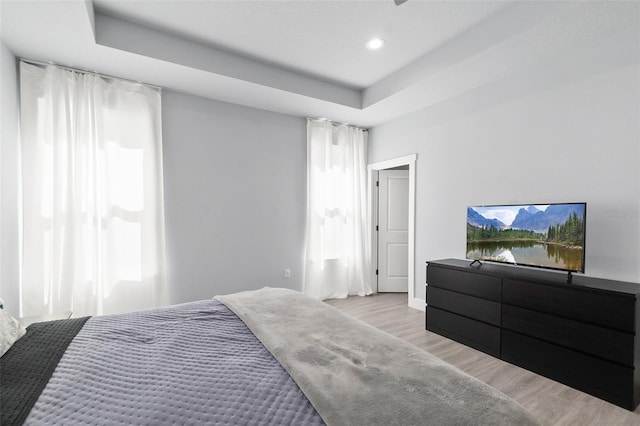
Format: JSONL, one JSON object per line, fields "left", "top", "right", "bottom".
{"left": 466, "top": 203, "right": 586, "bottom": 272}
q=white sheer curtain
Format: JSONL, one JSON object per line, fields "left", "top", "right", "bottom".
{"left": 19, "top": 61, "right": 167, "bottom": 317}
{"left": 304, "top": 119, "right": 372, "bottom": 300}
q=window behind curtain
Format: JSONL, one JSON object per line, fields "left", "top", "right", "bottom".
{"left": 304, "top": 119, "right": 372, "bottom": 300}
{"left": 19, "top": 61, "right": 167, "bottom": 317}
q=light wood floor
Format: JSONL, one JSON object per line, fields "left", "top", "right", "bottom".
{"left": 325, "top": 293, "right": 640, "bottom": 426}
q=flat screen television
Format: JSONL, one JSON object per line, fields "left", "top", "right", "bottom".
{"left": 466, "top": 202, "right": 586, "bottom": 275}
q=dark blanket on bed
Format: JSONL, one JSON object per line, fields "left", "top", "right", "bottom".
{"left": 0, "top": 317, "right": 90, "bottom": 426}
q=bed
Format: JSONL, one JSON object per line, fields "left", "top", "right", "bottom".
{"left": 1, "top": 288, "right": 539, "bottom": 425}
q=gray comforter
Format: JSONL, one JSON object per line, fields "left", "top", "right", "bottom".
{"left": 217, "top": 287, "right": 539, "bottom": 426}
{"left": 22, "top": 288, "right": 538, "bottom": 425}
{"left": 24, "top": 299, "right": 323, "bottom": 425}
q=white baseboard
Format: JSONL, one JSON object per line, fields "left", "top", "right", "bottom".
{"left": 409, "top": 297, "right": 425, "bottom": 312}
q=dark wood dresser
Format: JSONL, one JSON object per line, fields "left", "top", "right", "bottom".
{"left": 425, "top": 258, "right": 640, "bottom": 410}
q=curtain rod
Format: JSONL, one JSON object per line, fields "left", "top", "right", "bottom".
{"left": 307, "top": 117, "right": 368, "bottom": 132}
{"left": 20, "top": 58, "right": 162, "bottom": 92}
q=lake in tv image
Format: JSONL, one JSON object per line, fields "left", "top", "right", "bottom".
{"left": 466, "top": 203, "right": 586, "bottom": 272}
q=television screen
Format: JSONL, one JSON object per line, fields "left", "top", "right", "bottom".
{"left": 466, "top": 203, "right": 586, "bottom": 273}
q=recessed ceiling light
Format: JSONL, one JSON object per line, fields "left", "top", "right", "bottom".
{"left": 365, "top": 38, "right": 385, "bottom": 50}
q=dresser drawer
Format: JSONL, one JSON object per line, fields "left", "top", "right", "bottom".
{"left": 428, "top": 287, "right": 501, "bottom": 326}
{"left": 502, "top": 305, "right": 634, "bottom": 366}
{"left": 427, "top": 306, "right": 501, "bottom": 357}
{"left": 427, "top": 265, "right": 501, "bottom": 301}
{"left": 503, "top": 279, "right": 635, "bottom": 332}
{"left": 502, "top": 330, "right": 635, "bottom": 410}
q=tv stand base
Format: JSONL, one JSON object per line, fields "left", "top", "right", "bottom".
{"left": 426, "top": 258, "right": 640, "bottom": 411}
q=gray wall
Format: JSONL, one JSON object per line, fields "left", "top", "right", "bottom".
{"left": 369, "top": 60, "right": 640, "bottom": 301}
{"left": 0, "top": 42, "right": 20, "bottom": 317}
{"left": 4, "top": 20, "right": 638, "bottom": 312}
{"left": 0, "top": 58, "right": 308, "bottom": 311}
{"left": 162, "top": 91, "right": 307, "bottom": 303}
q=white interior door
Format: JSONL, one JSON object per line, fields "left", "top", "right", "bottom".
{"left": 377, "top": 169, "right": 409, "bottom": 293}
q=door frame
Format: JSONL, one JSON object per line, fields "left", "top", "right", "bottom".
{"left": 367, "top": 154, "right": 421, "bottom": 311}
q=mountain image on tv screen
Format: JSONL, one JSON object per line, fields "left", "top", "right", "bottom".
{"left": 466, "top": 203, "right": 586, "bottom": 273}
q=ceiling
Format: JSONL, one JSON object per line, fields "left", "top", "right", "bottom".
{"left": 90, "top": 0, "right": 510, "bottom": 90}
{"left": 1, "top": 0, "right": 639, "bottom": 127}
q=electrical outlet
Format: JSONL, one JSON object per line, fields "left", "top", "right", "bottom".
{"left": 284, "top": 268, "right": 291, "bottom": 279}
